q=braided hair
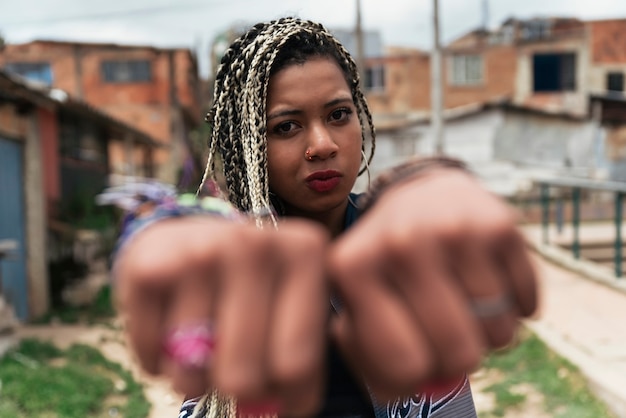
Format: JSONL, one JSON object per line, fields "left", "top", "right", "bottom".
{"left": 191, "top": 18, "right": 377, "bottom": 417}
{"left": 199, "top": 17, "right": 376, "bottom": 223}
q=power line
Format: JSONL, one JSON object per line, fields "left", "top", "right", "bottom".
{"left": 0, "top": 1, "right": 242, "bottom": 26}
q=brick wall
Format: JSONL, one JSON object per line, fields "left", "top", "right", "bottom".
{"left": 0, "top": 43, "right": 177, "bottom": 138}
{"left": 590, "top": 19, "right": 626, "bottom": 64}
{"left": 365, "top": 49, "right": 430, "bottom": 114}
{"left": 366, "top": 43, "right": 517, "bottom": 114}
{"left": 1, "top": 41, "right": 202, "bottom": 180}
{"left": 444, "top": 45, "right": 517, "bottom": 109}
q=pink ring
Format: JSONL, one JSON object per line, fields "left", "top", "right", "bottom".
{"left": 163, "top": 324, "right": 215, "bottom": 368}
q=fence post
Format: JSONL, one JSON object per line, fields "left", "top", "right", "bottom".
{"left": 572, "top": 187, "right": 580, "bottom": 259}
{"left": 541, "top": 183, "right": 550, "bottom": 245}
{"left": 615, "top": 191, "right": 623, "bottom": 278}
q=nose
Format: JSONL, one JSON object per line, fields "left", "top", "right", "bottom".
{"left": 306, "top": 123, "right": 339, "bottom": 160}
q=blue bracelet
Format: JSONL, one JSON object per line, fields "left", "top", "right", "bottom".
{"left": 114, "top": 194, "right": 242, "bottom": 263}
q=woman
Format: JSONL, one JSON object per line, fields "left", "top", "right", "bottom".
{"left": 113, "top": 18, "right": 537, "bottom": 418}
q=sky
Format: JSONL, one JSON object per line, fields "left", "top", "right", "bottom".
{"left": 1, "top": 0, "right": 626, "bottom": 76}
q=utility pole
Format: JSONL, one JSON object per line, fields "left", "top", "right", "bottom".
{"left": 355, "top": 0, "right": 365, "bottom": 77}
{"left": 482, "top": 0, "right": 490, "bottom": 31}
{"left": 431, "top": 0, "right": 445, "bottom": 155}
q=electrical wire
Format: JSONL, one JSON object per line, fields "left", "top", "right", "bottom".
{"left": 1, "top": 0, "right": 261, "bottom": 26}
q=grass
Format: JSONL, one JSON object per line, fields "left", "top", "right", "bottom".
{"left": 479, "top": 329, "right": 615, "bottom": 418}
{"left": 0, "top": 338, "right": 150, "bottom": 418}
{"left": 35, "top": 285, "right": 117, "bottom": 326}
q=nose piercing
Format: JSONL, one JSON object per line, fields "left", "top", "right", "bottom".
{"left": 305, "top": 150, "right": 313, "bottom": 161}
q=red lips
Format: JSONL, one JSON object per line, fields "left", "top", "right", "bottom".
{"left": 305, "top": 170, "right": 343, "bottom": 193}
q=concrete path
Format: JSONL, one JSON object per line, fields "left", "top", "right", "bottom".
{"left": 523, "top": 223, "right": 626, "bottom": 418}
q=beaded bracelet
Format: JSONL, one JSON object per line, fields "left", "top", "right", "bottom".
{"left": 358, "top": 156, "right": 469, "bottom": 212}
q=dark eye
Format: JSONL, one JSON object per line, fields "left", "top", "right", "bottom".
{"left": 329, "top": 108, "right": 353, "bottom": 123}
{"left": 275, "top": 121, "right": 297, "bottom": 134}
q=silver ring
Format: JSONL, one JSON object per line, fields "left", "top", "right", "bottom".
{"left": 470, "top": 294, "right": 512, "bottom": 319}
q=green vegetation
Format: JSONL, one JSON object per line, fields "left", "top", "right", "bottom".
{"left": 37, "top": 285, "right": 116, "bottom": 325}
{"left": 480, "top": 329, "right": 615, "bottom": 417}
{"left": 0, "top": 338, "right": 150, "bottom": 418}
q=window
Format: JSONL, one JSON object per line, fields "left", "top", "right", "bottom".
{"left": 450, "top": 55, "right": 483, "bottom": 86}
{"left": 101, "top": 60, "right": 151, "bottom": 83}
{"left": 489, "top": 26, "right": 515, "bottom": 45}
{"left": 607, "top": 72, "right": 624, "bottom": 92}
{"left": 364, "top": 65, "right": 385, "bottom": 92}
{"left": 59, "top": 113, "right": 107, "bottom": 163}
{"left": 4, "top": 62, "right": 53, "bottom": 85}
{"left": 532, "top": 53, "right": 576, "bottom": 92}
{"left": 521, "top": 20, "right": 552, "bottom": 41}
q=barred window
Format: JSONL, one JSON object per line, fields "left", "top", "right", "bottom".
{"left": 607, "top": 72, "right": 624, "bottom": 92}
{"left": 450, "top": 55, "right": 483, "bottom": 86}
{"left": 4, "top": 62, "right": 53, "bottom": 85}
{"left": 101, "top": 60, "right": 151, "bottom": 83}
{"left": 364, "top": 65, "right": 385, "bottom": 92}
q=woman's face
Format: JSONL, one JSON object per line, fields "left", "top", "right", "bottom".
{"left": 266, "top": 56, "right": 362, "bottom": 219}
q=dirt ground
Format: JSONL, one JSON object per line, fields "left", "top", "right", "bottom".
{"left": 470, "top": 368, "right": 552, "bottom": 418}
{"left": 14, "top": 321, "right": 183, "bottom": 418}
{"left": 11, "top": 321, "right": 548, "bottom": 418}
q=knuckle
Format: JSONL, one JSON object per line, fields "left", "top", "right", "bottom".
{"left": 327, "top": 241, "right": 359, "bottom": 277}
{"left": 482, "top": 213, "right": 518, "bottom": 245}
{"left": 385, "top": 227, "right": 418, "bottom": 253}
{"left": 486, "top": 318, "right": 517, "bottom": 349}
{"left": 429, "top": 322, "right": 484, "bottom": 377}
{"left": 116, "top": 245, "right": 164, "bottom": 284}
{"left": 373, "top": 355, "right": 433, "bottom": 399}
{"left": 271, "top": 355, "right": 314, "bottom": 387}
{"left": 242, "top": 230, "right": 273, "bottom": 261}
{"left": 437, "top": 220, "right": 473, "bottom": 248}
{"left": 215, "top": 368, "right": 262, "bottom": 399}
{"left": 399, "top": 356, "right": 433, "bottom": 386}
{"left": 454, "top": 345, "right": 482, "bottom": 375}
{"left": 281, "top": 221, "right": 329, "bottom": 252}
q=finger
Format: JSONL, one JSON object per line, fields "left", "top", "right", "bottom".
{"left": 163, "top": 269, "right": 216, "bottom": 398}
{"left": 267, "top": 221, "right": 329, "bottom": 416}
{"left": 330, "top": 312, "right": 390, "bottom": 397}
{"left": 118, "top": 280, "right": 169, "bottom": 375}
{"left": 445, "top": 229, "right": 519, "bottom": 349}
{"left": 114, "top": 221, "right": 193, "bottom": 376}
{"left": 495, "top": 229, "right": 539, "bottom": 317}
{"left": 137, "top": 220, "right": 232, "bottom": 398}
{"left": 330, "top": 254, "right": 433, "bottom": 399}
{"left": 386, "top": 237, "right": 484, "bottom": 379}
{"left": 212, "top": 229, "right": 277, "bottom": 401}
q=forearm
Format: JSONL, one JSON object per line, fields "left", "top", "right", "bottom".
{"left": 358, "top": 156, "right": 470, "bottom": 213}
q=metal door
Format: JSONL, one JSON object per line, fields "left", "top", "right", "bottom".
{"left": 0, "top": 137, "right": 28, "bottom": 320}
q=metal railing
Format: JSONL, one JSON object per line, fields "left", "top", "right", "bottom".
{"left": 536, "top": 177, "right": 626, "bottom": 278}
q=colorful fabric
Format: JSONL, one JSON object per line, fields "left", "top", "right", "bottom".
{"left": 113, "top": 193, "right": 241, "bottom": 257}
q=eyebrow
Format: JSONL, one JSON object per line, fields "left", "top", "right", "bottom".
{"left": 267, "top": 96, "right": 354, "bottom": 121}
